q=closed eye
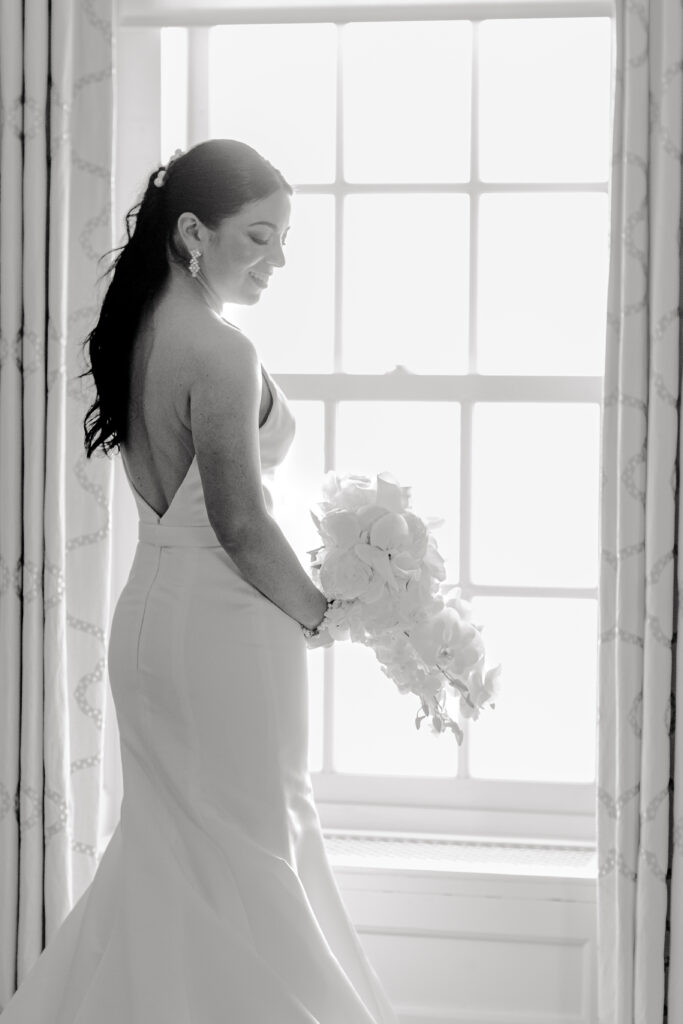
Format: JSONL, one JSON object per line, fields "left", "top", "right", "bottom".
{"left": 249, "top": 234, "right": 289, "bottom": 247}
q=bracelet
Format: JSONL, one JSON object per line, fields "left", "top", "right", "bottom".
{"left": 302, "top": 601, "right": 332, "bottom": 640}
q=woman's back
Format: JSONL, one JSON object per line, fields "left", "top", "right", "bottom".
{"left": 121, "top": 284, "right": 273, "bottom": 522}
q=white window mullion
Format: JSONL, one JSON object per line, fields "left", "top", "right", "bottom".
{"left": 460, "top": 1, "right": 476, "bottom": 785}
{"left": 469, "top": 20, "right": 480, "bottom": 375}
{"left": 458, "top": 399, "right": 474, "bottom": 778}
{"left": 273, "top": 374, "right": 603, "bottom": 403}
{"left": 334, "top": 23, "right": 344, "bottom": 375}
{"left": 458, "top": 18, "right": 478, "bottom": 798}
{"left": 160, "top": 28, "right": 188, "bottom": 157}
{"left": 187, "top": 26, "right": 210, "bottom": 146}
{"left": 323, "top": 399, "right": 337, "bottom": 773}
{"left": 291, "top": 181, "right": 608, "bottom": 195}
{"left": 324, "top": 23, "right": 344, "bottom": 777}
{"left": 120, "top": 1, "right": 614, "bottom": 28}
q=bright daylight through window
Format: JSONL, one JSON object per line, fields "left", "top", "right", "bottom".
{"left": 115, "top": 7, "right": 613, "bottom": 840}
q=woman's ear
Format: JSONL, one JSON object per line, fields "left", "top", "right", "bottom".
{"left": 176, "top": 212, "right": 206, "bottom": 254}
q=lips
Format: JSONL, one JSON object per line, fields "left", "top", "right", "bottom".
{"left": 248, "top": 270, "right": 270, "bottom": 286}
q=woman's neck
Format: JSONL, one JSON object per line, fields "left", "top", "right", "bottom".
{"left": 167, "top": 262, "right": 223, "bottom": 317}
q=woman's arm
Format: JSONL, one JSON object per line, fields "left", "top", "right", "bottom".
{"left": 184, "top": 320, "right": 328, "bottom": 631}
{"left": 221, "top": 515, "right": 328, "bottom": 630}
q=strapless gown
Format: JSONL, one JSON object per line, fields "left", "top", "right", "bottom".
{"left": 1, "top": 366, "right": 398, "bottom": 1023}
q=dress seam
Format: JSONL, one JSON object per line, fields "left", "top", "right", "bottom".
{"left": 135, "top": 544, "right": 163, "bottom": 673}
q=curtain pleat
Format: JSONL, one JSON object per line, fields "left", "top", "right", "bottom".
{"left": 598, "top": 2, "right": 682, "bottom": 1022}
{"left": 0, "top": 0, "right": 27, "bottom": 1003}
{"left": 19, "top": 0, "right": 50, "bottom": 979}
{"left": 0, "top": 0, "right": 114, "bottom": 1007}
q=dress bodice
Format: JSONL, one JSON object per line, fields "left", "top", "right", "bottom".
{"left": 122, "top": 364, "right": 296, "bottom": 528}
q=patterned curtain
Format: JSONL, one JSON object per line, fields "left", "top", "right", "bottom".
{"left": 598, "top": 2, "right": 682, "bottom": 1022}
{"left": 0, "top": 0, "right": 114, "bottom": 1007}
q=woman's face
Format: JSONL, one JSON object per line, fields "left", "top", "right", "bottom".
{"left": 202, "top": 188, "right": 292, "bottom": 305}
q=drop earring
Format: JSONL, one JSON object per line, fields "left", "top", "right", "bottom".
{"left": 189, "top": 249, "right": 201, "bottom": 278}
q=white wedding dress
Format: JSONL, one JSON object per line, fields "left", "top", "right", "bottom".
{"left": 1, "top": 366, "right": 398, "bottom": 1023}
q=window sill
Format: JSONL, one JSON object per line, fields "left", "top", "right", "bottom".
{"left": 322, "top": 829, "right": 597, "bottom": 896}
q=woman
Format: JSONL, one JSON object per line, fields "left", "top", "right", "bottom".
{"left": 1, "top": 140, "right": 398, "bottom": 1023}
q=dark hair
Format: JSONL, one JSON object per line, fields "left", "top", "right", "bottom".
{"left": 81, "top": 139, "right": 293, "bottom": 458}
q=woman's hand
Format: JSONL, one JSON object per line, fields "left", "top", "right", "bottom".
{"left": 303, "top": 623, "right": 334, "bottom": 650}
{"left": 302, "top": 596, "right": 334, "bottom": 648}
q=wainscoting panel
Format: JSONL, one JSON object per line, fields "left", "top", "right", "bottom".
{"left": 327, "top": 834, "right": 597, "bottom": 1024}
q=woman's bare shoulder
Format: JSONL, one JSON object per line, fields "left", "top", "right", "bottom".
{"left": 178, "top": 306, "right": 252, "bottom": 356}
{"left": 152, "top": 300, "right": 258, "bottom": 430}
{"left": 172, "top": 307, "right": 259, "bottom": 386}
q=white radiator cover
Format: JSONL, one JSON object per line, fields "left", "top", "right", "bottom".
{"left": 325, "top": 833, "right": 597, "bottom": 1024}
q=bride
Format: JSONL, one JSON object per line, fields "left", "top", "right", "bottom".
{"left": 0, "top": 139, "right": 398, "bottom": 1023}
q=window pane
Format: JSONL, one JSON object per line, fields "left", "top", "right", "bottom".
{"left": 333, "top": 642, "right": 460, "bottom": 776}
{"left": 469, "top": 597, "right": 598, "bottom": 782}
{"left": 343, "top": 195, "right": 469, "bottom": 373}
{"left": 210, "top": 24, "right": 337, "bottom": 183}
{"left": 224, "top": 195, "right": 334, "bottom": 373}
{"left": 336, "top": 401, "right": 460, "bottom": 579}
{"left": 270, "top": 400, "right": 325, "bottom": 772}
{"left": 161, "top": 29, "right": 188, "bottom": 158}
{"left": 477, "top": 193, "right": 609, "bottom": 375}
{"left": 479, "top": 18, "right": 612, "bottom": 182}
{"left": 471, "top": 404, "right": 600, "bottom": 587}
{"left": 272, "top": 400, "right": 325, "bottom": 570}
{"left": 343, "top": 21, "right": 472, "bottom": 183}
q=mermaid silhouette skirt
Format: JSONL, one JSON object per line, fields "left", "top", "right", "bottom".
{"left": 1, "top": 369, "right": 398, "bottom": 1023}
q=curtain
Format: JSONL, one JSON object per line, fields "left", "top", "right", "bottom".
{"left": 598, "top": 2, "right": 682, "bottom": 1022}
{"left": 0, "top": 0, "right": 115, "bottom": 1007}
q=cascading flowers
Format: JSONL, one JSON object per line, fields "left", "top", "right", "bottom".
{"left": 307, "top": 472, "right": 501, "bottom": 743}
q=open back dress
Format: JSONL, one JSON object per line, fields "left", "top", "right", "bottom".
{"left": 0, "top": 365, "right": 398, "bottom": 1023}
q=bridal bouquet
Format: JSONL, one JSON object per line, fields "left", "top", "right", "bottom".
{"left": 307, "top": 471, "right": 501, "bottom": 743}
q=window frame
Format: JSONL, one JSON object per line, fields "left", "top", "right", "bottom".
{"left": 114, "top": 0, "right": 612, "bottom": 844}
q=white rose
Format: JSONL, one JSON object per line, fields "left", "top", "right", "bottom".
{"left": 323, "top": 601, "right": 351, "bottom": 641}
{"left": 390, "top": 551, "right": 421, "bottom": 582}
{"left": 320, "top": 509, "right": 361, "bottom": 551}
{"left": 356, "top": 504, "right": 389, "bottom": 534}
{"left": 369, "top": 512, "right": 410, "bottom": 551}
{"left": 422, "top": 535, "right": 447, "bottom": 581}
{"left": 320, "top": 471, "right": 348, "bottom": 506}
{"left": 403, "top": 511, "right": 429, "bottom": 559}
{"left": 339, "top": 474, "right": 376, "bottom": 509}
{"left": 376, "top": 472, "right": 411, "bottom": 512}
{"left": 357, "top": 573, "right": 387, "bottom": 604}
{"left": 319, "top": 549, "right": 373, "bottom": 600}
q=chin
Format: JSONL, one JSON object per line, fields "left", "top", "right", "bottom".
{"left": 225, "top": 290, "right": 260, "bottom": 306}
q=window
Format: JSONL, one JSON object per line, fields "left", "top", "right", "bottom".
{"left": 115, "top": 0, "right": 613, "bottom": 842}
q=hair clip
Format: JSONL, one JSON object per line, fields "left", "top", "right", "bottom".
{"left": 153, "top": 148, "right": 184, "bottom": 188}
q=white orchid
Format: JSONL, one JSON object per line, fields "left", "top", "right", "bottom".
{"left": 308, "top": 471, "right": 501, "bottom": 743}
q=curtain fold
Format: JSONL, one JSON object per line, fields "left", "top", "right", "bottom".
{"left": 598, "top": 2, "right": 682, "bottom": 1021}
{"left": 0, "top": 0, "right": 115, "bottom": 1006}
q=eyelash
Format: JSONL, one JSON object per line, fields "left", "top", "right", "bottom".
{"left": 250, "top": 235, "right": 287, "bottom": 247}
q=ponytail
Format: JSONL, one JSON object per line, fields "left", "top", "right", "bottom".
{"left": 81, "top": 139, "right": 292, "bottom": 458}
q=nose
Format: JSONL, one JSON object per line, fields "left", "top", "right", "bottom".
{"left": 267, "top": 239, "right": 286, "bottom": 269}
